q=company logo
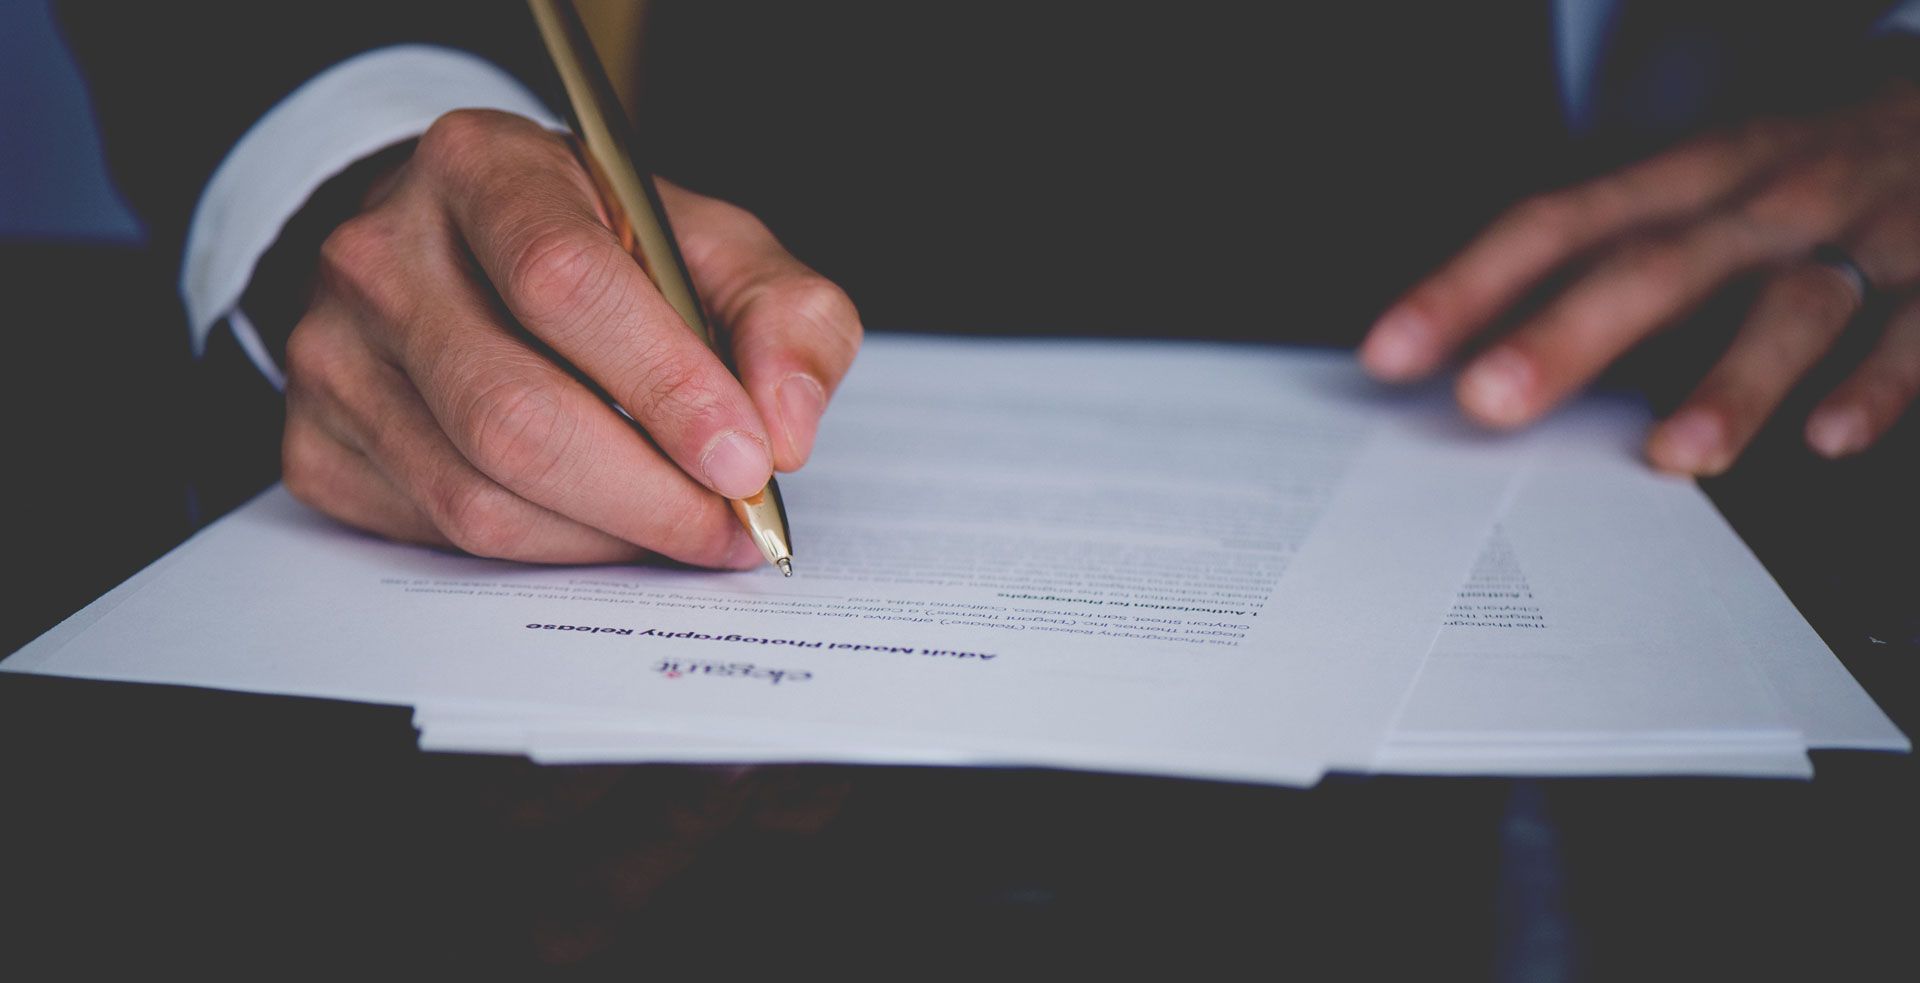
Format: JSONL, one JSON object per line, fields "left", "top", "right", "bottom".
{"left": 653, "top": 659, "right": 812, "bottom": 685}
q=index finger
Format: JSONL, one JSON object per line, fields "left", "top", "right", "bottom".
{"left": 427, "top": 112, "right": 777, "bottom": 502}
{"left": 1359, "top": 122, "right": 1804, "bottom": 380}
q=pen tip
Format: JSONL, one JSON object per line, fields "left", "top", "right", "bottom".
{"left": 777, "top": 558, "right": 793, "bottom": 577}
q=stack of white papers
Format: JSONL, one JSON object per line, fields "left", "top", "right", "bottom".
{"left": 5, "top": 335, "right": 1904, "bottom": 784}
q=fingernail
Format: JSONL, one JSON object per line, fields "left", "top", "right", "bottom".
{"left": 701, "top": 430, "right": 772, "bottom": 499}
{"left": 1458, "top": 348, "right": 1534, "bottom": 426}
{"left": 1362, "top": 309, "right": 1433, "bottom": 380}
{"left": 1807, "top": 405, "right": 1870, "bottom": 458}
{"left": 776, "top": 374, "right": 827, "bottom": 464}
{"left": 1653, "top": 409, "right": 1725, "bottom": 474}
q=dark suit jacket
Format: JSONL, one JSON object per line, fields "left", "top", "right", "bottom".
{"left": 62, "top": 0, "right": 1908, "bottom": 339}
{"left": 53, "top": 0, "right": 1897, "bottom": 512}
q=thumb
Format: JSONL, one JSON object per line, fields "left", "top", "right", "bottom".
{"left": 663, "top": 181, "right": 863, "bottom": 471}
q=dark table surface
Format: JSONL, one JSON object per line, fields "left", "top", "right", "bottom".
{"left": 2, "top": 245, "right": 1915, "bottom": 979}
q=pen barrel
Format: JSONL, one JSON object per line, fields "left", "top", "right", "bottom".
{"left": 530, "top": 0, "right": 793, "bottom": 574}
{"left": 526, "top": 0, "right": 712, "bottom": 348}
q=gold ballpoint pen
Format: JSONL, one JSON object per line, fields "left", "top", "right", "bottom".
{"left": 528, "top": 0, "right": 795, "bottom": 576}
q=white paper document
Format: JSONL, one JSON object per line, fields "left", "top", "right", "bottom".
{"left": 405, "top": 395, "right": 1904, "bottom": 777}
{"left": 1373, "top": 397, "right": 1904, "bottom": 772}
{"left": 7, "top": 336, "right": 1528, "bottom": 786}
{"left": 7, "top": 334, "right": 1902, "bottom": 783}
{"left": 407, "top": 399, "right": 1896, "bottom": 779}
{"left": 1386, "top": 467, "right": 1796, "bottom": 747}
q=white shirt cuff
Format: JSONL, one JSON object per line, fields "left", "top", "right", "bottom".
{"left": 181, "top": 44, "right": 563, "bottom": 367}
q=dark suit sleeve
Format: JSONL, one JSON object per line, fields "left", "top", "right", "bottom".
{"left": 54, "top": 1, "right": 567, "bottom": 521}
{"left": 54, "top": 0, "right": 559, "bottom": 272}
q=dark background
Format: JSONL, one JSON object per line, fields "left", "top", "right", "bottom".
{"left": 3, "top": 1, "right": 1918, "bottom": 977}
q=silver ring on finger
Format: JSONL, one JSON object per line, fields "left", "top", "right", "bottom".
{"left": 1810, "top": 243, "right": 1877, "bottom": 309}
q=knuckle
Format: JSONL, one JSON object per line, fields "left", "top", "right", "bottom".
{"left": 1571, "top": 179, "right": 1632, "bottom": 227}
{"left": 436, "top": 478, "right": 535, "bottom": 559}
{"left": 506, "top": 226, "right": 618, "bottom": 325}
{"left": 420, "top": 110, "right": 578, "bottom": 202}
{"left": 418, "top": 109, "right": 506, "bottom": 168}
{"left": 737, "top": 274, "right": 865, "bottom": 370}
{"left": 1775, "top": 268, "right": 1858, "bottom": 327}
{"left": 774, "top": 275, "right": 864, "bottom": 354}
{"left": 318, "top": 214, "right": 390, "bottom": 281}
{"left": 316, "top": 215, "right": 412, "bottom": 317}
{"left": 462, "top": 373, "right": 576, "bottom": 489}
{"left": 283, "top": 319, "right": 330, "bottom": 385}
{"left": 1743, "top": 168, "right": 1844, "bottom": 238}
{"left": 780, "top": 276, "right": 862, "bottom": 333}
{"left": 1505, "top": 193, "right": 1581, "bottom": 250}
{"left": 1608, "top": 239, "right": 1686, "bottom": 297}
{"left": 627, "top": 346, "right": 728, "bottom": 424}
{"left": 283, "top": 317, "right": 354, "bottom": 397}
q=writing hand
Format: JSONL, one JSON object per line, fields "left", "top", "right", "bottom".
{"left": 1360, "top": 83, "right": 1920, "bottom": 474}
{"left": 282, "top": 110, "right": 862, "bottom": 564}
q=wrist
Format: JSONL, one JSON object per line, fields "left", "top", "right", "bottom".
{"left": 239, "top": 140, "right": 417, "bottom": 369}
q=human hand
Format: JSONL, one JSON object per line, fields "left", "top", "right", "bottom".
{"left": 1360, "top": 83, "right": 1920, "bottom": 474}
{"left": 282, "top": 110, "right": 861, "bottom": 564}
